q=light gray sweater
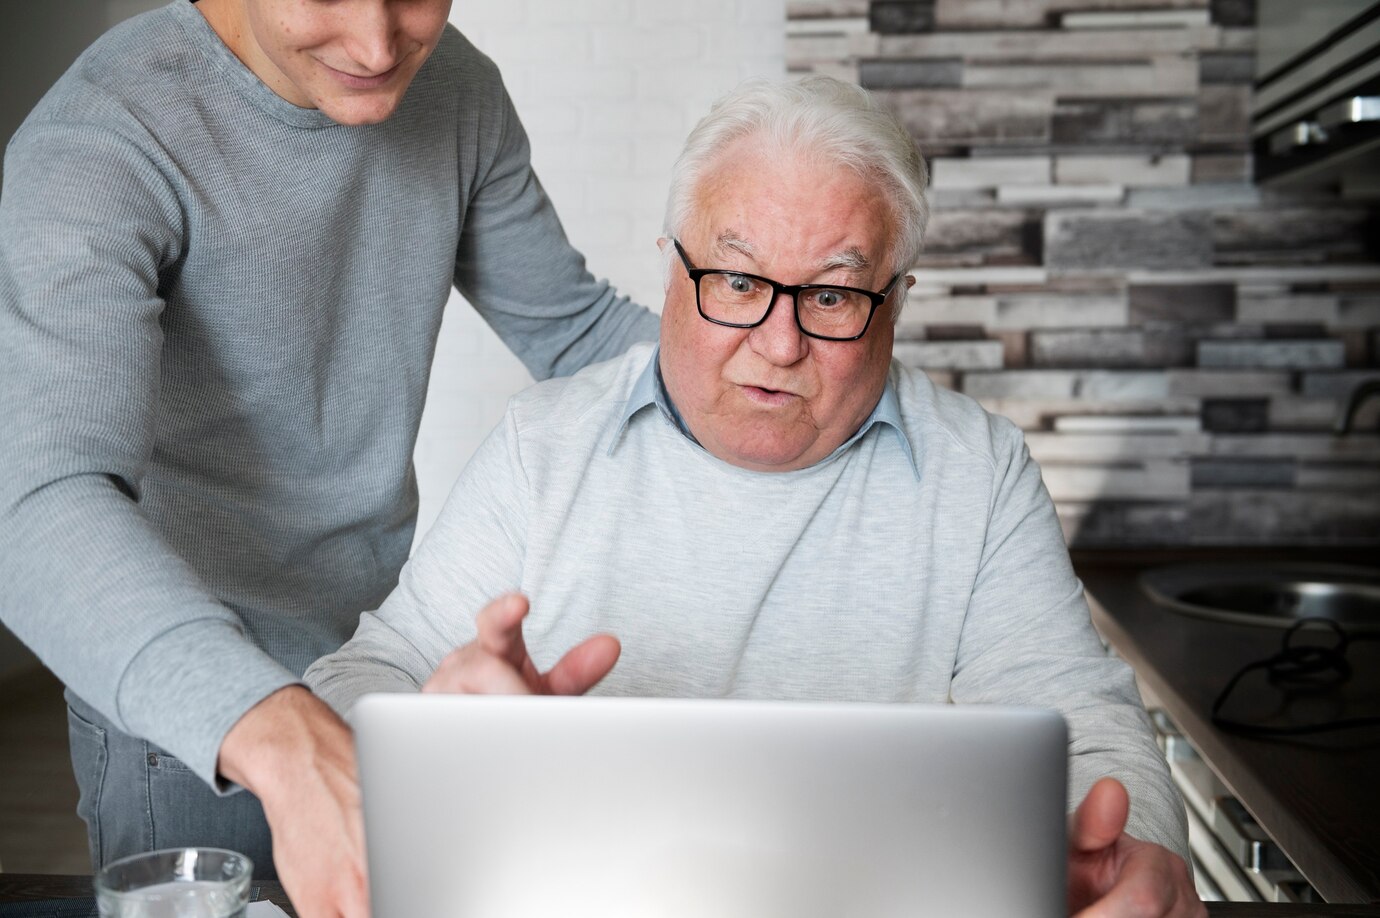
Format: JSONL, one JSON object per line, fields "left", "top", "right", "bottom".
{"left": 305, "top": 343, "right": 1190, "bottom": 860}
{"left": 0, "top": 1, "right": 658, "bottom": 786}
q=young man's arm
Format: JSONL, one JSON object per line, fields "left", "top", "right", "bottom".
{"left": 451, "top": 56, "right": 659, "bottom": 382}
{"left": 0, "top": 122, "right": 298, "bottom": 788}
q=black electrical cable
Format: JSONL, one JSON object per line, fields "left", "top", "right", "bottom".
{"left": 1210, "top": 617, "right": 1380, "bottom": 736}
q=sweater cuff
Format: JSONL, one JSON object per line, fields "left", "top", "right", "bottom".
{"left": 117, "top": 618, "right": 301, "bottom": 793}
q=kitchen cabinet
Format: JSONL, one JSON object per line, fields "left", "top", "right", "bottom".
{"left": 1076, "top": 551, "right": 1380, "bottom": 905}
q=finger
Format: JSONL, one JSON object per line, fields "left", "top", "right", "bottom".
{"left": 420, "top": 646, "right": 467, "bottom": 694}
{"left": 343, "top": 810, "right": 371, "bottom": 918}
{"left": 424, "top": 648, "right": 533, "bottom": 695}
{"left": 325, "top": 859, "right": 370, "bottom": 918}
{"left": 473, "top": 593, "right": 545, "bottom": 688}
{"left": 544, "top": 634, "right": 621, "bottom": 695}
{"left": 474, "top": 593, "right": 529, "bottom": 658}
{"left": 341, "top": 866, "right": 371, "bottom": 918}
{"left": 1070, "top": 777, "right": 1130, "bottom": 854}
{"left": 421, "top": 645, "right": 474, "bottom": 694}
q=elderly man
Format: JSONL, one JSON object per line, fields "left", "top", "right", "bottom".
{"left": 305, "top": 76, "right": 1202, "bottom": 917}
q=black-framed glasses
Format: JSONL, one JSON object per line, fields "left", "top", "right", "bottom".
{"left": 673, "top": 240, "right": 901, "bottom": 342}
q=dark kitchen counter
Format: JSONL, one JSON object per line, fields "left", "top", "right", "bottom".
{"left": 1074, "top": 549, "right": 1380, "bottom": 905}
{"left": 2, "top": 874, "right": 1379, "bottom": 916}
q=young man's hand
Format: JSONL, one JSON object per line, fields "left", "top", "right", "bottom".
{"left": 218, "top": 686, "right": 369, "bottom": 918}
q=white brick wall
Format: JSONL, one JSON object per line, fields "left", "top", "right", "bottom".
{"left": 414, "top": 0, "right": 785, "bottom": 540}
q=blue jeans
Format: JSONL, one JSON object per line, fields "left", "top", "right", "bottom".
{"left": 65, "top": 692, "right": 276, "bottom": 879}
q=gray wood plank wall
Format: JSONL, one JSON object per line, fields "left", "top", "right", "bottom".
{"left": 788, "top": 0, "right": 1380, "bottom": 546}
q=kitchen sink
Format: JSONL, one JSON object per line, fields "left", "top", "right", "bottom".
{"left": 1139, "top": 562, "right": 1380, "bottom": 632}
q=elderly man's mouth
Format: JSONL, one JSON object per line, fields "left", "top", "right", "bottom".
{"left": 741, "top": 385, "right": 799, "bottom": 407}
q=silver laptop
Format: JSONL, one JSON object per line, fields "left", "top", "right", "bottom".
{"left": 353, "top": 695, "right": 1067, "bottom": 918}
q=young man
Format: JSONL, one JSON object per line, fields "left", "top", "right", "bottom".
{"left": 0, "top": 0, "right": 656, "bottom": 914}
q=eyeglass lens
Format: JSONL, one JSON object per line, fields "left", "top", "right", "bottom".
{"left": 698, "top": 272, "right": 874, "bottom": 338}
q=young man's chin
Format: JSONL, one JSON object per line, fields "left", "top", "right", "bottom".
{"left": 319, "top": 93, "right": 405, "bottom": 126}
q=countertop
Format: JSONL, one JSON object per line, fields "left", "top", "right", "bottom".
{"left": 1074, "top": 549, "right": 1380, "bottom": 906}
{"left": 3, "top": 874, "right": 1380, "bottom": 916}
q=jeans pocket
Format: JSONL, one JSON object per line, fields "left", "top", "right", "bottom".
{"left": 145, "top": 748, "right": 196, "bottom": 775}
{"left": 145, "top": 749, "right": 273, "bottom": 871}
{"left": 66, "top": 705, "right": 108, "bottom": 869}
{"left": 145, "top": 747, "right": 205, "bottom": 850}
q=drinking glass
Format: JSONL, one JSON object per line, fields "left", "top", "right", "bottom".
{"left": 95, "top": 848, "right": 253, "bottom": 918}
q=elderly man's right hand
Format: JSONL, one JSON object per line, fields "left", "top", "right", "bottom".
{"left": 422, "top": 592, "right": 621, "bottom": 695}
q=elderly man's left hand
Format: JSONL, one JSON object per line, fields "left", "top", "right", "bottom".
{"left": 1068, "top": 777, "right": 1205, "bottom": 918}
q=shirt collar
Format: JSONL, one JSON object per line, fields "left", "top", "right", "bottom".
{"left": 611, "top": 345, "right": 683, "bottom": 443}
{"left": 610, "top": 346, "right": 919, "bottom": 479}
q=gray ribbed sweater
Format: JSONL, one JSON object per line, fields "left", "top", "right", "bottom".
{"left": 0, "top": 1, "right": 658, "bottom": 786}
{"left": 305, "top": 343, "right": 1190, "bottom": 861}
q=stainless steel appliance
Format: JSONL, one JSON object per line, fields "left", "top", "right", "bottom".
{"left": 1148, "top": 709, "right": 1321, "bottom": 903}
{"left": 1253, "top": 0, "right": 1380, "bottom": 194}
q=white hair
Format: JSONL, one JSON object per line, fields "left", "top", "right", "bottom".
{"left": 662, "top": 75, "right": 929, "bottom": 319}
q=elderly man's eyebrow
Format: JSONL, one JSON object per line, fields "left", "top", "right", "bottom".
{"left": 713, "top": 232, "right": 757, "bottom": 260}
{"left": 714, "top": 234, "right": 872, "bottom": 275}
{"left": 820, "top": 247, "right": 871, "bottom": 272}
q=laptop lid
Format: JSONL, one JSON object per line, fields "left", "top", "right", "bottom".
{"left": 353, "top": 695, "right": 1067, "bottom": 918}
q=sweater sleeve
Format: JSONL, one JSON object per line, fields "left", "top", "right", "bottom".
{"left": 305, "top": 408, "right": 529, "bottom": 717}
{"left": 0, "top": 123, "right": 298, "bottom": 790}
{"left": 947, "top": 416, "right": 1190, "bottom": 863}
{"left": 451, "top": 70, "right": 659, "bottom": 382}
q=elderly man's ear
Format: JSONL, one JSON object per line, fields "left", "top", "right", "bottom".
{"left": 658, "top": 237, "right": 678, "bottom": 293}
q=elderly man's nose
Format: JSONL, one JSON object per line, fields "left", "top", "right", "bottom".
{"left": 749, "top": 290, "right": 808, "bottom": 365}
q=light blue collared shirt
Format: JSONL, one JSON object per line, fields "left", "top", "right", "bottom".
{"left": 610, "top": 346, "right": 919, "bottom": 479}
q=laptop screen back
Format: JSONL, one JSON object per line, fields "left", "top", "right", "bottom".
{"left": 354, "top": 695, "right": 1067, "bottom": 918}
